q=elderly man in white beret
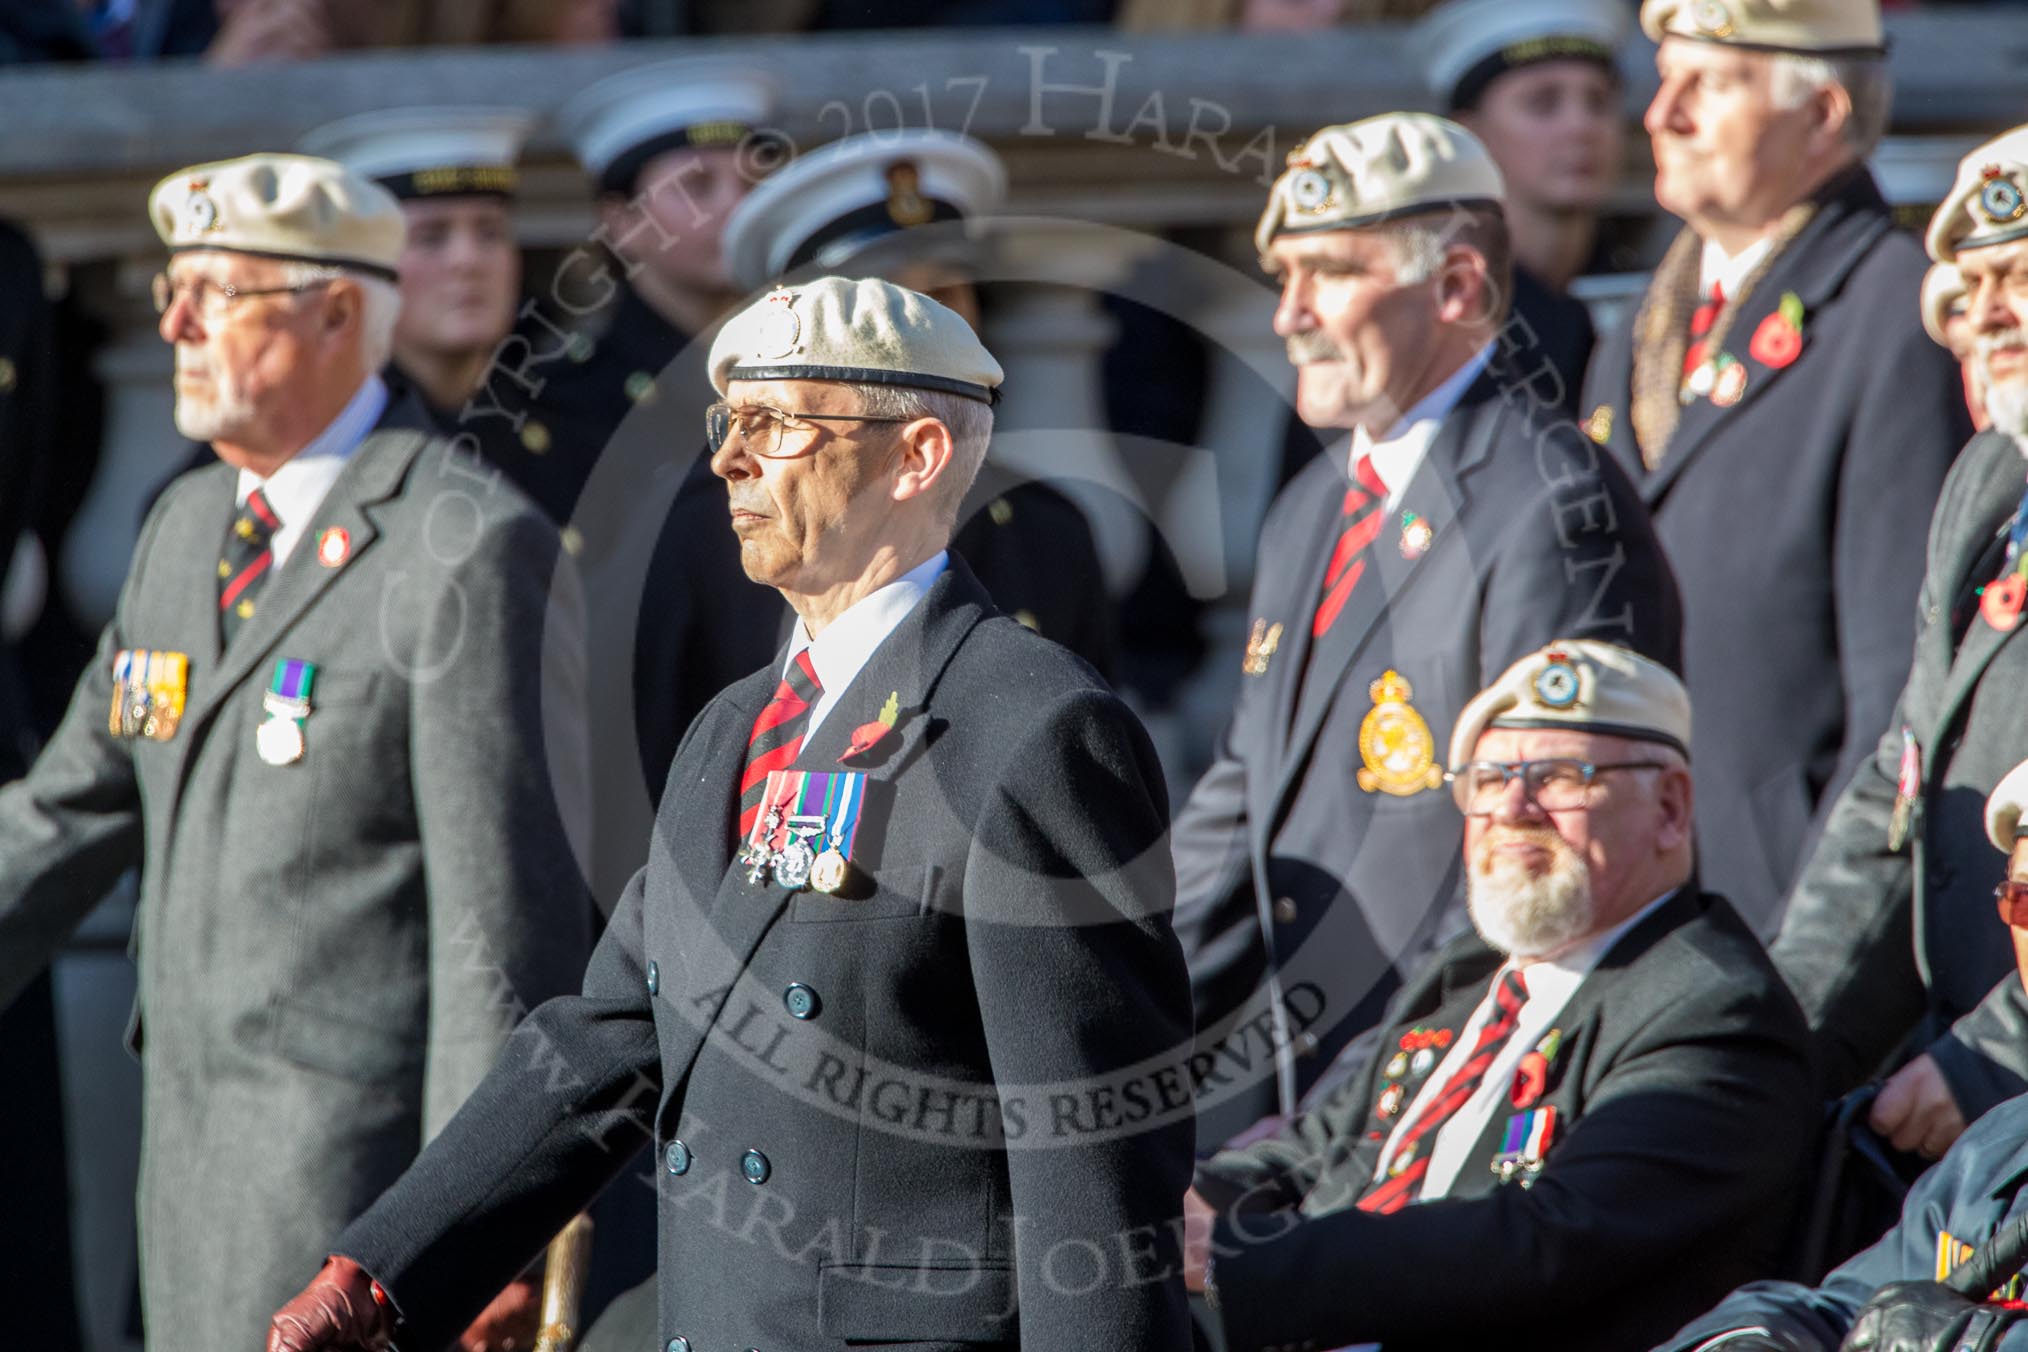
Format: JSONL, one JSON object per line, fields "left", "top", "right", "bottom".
{"left": 1581, "top": 0, "right": 1972, "bottom": 927}
{"left": 1182, "top": 639, "right": 1813, "bottom": 1352}
{"left": 268, "top": 275, "right": 1196, "bottom": 1352}
{"left": 1775, "top": 124, "right": 2028, "bottom": 1165}
{"left": 1655, "top": 762, "right": 2028, "bottom": 1352}
{"left": 1171, "top": 110, "right": 1680, "bottom": 1149}
{"left": 0, "top": 153, "right": 591, "bottom": 1347}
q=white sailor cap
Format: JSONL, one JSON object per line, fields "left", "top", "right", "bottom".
{"left": 1257, "top": 113, "right": 1505, "bottom": 257}
{"left": 298, "top": 107, "right": 532, "bottom": 201}
{"left": 1412, "top": 0, "right": 1628, "bottom": 111}
{"left": 559, "top": 59, "right": 776, "bottom": 196}
{"left": 1988, "top": 758, "right": 2028, "bottom": 853}
{"left": 722, "top": 130, "right": 1006, "bottom": 294}
{"left": 1448, "top": 640, "right": 1691, "bottom": 770}
{"left": 150, "top": 152, "right": 405, "bottom": 279}
{"left": 1927, "top": 126, "right": 2028, "bottom": 264}
{"left": 709, "top": 275, "right": 1003, "bottom": 405}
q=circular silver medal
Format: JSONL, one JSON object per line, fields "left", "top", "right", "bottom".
{"left": 810, "top": 849, "right": 848, "bottom": 894}
{"left": 774, "top": 838, "right": 815, "bottom": 890}
{"left": 257, "top": 715, "right": 304, "bottom": 766}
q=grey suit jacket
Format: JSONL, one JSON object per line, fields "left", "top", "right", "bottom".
{"left": 0, "top": 400, "right": 591, "bottom": 1347}
{"left": 1774, "top": 428, "right": 2028, "bottom": 1121}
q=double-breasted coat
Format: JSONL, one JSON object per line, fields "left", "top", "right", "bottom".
{"left": 1582, "top": 167, "right": 1972, "bottom": 924}
{"left": 1774, "top": 428, "right": 2028, "bottom": 1121}
{"left": 332, "top": 558, "right": 1196, "bottom": 1352}
{"left": 1196, "top": 888, "right": 1815, "bottom": 1352}
{"left": 0, "top": 399, "right": 592, "bottom": 1346}
{"left": 1171, "top": 357, "right": 1682, "bottom": 1143}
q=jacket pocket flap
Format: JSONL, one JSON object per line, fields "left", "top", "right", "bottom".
{"left": 818, "top": 1261, "right": 1015, "bottom": 1342}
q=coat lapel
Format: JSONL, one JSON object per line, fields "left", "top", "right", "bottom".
{"left": 1261, "top": 443, "right": 1356, "bottom": 772}
{"left": 1267, "top": 379, "right": 1498, "bottom": 825}
{"left": 1933, "top": 441, "right": 2028, "bottom": 735}
{"left": 1640, "top": 169, "right": 1895, "bottom": 509}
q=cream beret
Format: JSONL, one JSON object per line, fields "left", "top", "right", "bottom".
{"left": 709, "top": 275, "right": 1003, "bottom": 405}
{"left": 298, "top": 106, "right": 531, "bottom": 201}
{"left": 560, "top": 59, "right": 775, "bottom": 195}
{"left": 1413, "top": 0, "right": 1628, "bottom": 111}
{"left": 1256, "top": 114, "right": 1504, "bottom": 258}
{"left": 1640, "top": 0, "right": 1884, "bottom": 55}
{"left": 1921, "top": 262, "right": 1966, "bottom": 348}
{"left": 1926, "top": 126, "right": 2028, "bottom": 264}
{"left": 1447, "top": 640, "right": 1691, "bottom": 770}
{"left": 722, "top": 130, "right": 1005, "bottom": 294}
{"left": 1987, "top": 759, "right": 2028, "bottom": 852}
{"left": 149, "top": 153, "right": 404, "bottom": 278}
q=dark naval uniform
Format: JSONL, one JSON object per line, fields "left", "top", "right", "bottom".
{"left": 327, "top": 558, "right": 1196, "bottom": 1352}
{"left": 1197, "top": 889, "right": 1813, "bottom": 1352}
{"left": 1774, "top": 429, "right": 2028, "bottom": 1122}
{"left": 0, "top": 396, "right": 591, "bottom": 1347}
{"left": 1508, "top": 263, "right": 1595, "bottom": 422}
{"left": 1659, "top": 1093, "right": 2028, "bottom": 1352}
{"left": 1172, "top": 355, "right": 1682, "bottom": 1145}
{"left": 1582, "top": 167, "right": 1972, "bottom": 925}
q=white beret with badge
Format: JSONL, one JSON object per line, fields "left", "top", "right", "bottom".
{"left": 1256, "top": 113, "right": 1505, "bottom": 257}
{"left": 1986, "top": 759, "right": 2028, "bottom": 853}
{"left": 1921, "top": 261, "right": 1966, "bottom": 348}
{"left": 560, "top": 59, "right": 776, "bottom": 195}
{"left": 1412, "top": 0, "right": 1628, "bottom": 111}
{"left": 722, "top": 129, "right": 1005, "bottom": 294}
{"left": 298, "top": 106, "right": 532, "bottom": 201}
{"left": 709, "top": 274, "right": 1003, "bottom": 405}
{"left": 149, "top": 152, "right": 405, "bottom": 278}
{"left": 1639, "top": 0, "right": 1884, "bottom": 55}
{"left": 1447, "top": 639, "right": 1692, "bottom": 770}
{"left": 1925, "top": 125, "right": 2028, "bottom": 264}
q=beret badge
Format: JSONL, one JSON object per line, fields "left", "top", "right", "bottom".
{"left": 1979, "top": 174, "right": 2027, "bottom": 227}
{"left": 181, "top": 178, "right": 222, "bottom": 236}
{"left": 1290, "top": 169, "right": 1336, "bottom": 214}
{"left": 1533, "top": 656, "right": 1582, "bottom": 709}
{"left": 1690, "top": 0, "right": 1735, "bottom": 38}
{"left": 754, "top": 291, "right": 802, "bottom": 360}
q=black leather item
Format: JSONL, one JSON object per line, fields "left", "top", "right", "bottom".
{"left": 1841, "top": 1280, "right": 2023, "bottom": 1351}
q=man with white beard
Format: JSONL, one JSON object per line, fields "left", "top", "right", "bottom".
{"left": 1771, "top": 124, "right": 2028, "bottom": 1164}
{"left": 1181, "top": 640, "right": 1813, "bottom": 1352}
{"left": 0, "top": 153, "right": 590, "bottom": 1348}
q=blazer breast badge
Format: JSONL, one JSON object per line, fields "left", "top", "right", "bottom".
{"left": 1357, "top": 669, "right": 1444, "bottom": 797}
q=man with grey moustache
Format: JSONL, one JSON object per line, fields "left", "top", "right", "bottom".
{"left": 1771, "top": 124, "right": 2028, "bottom": 1161}
{"left": 1181, "top": 640, "right": 1813, "bottom": 1352}
{"left": 1168, "top": 110, "right": 1682, "bottom": 1147}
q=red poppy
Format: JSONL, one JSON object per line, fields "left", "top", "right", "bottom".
{"left": 1511, "top": 1051, "right": 1549, "bottom": 1109}
{"left": 842, "top": 721, "right": 893, "bottom": 760}
{"left": 1749, "top": 313, "right": 1803, "bottom": 369}
{"left": 1983, "top": 574, "right": 2027, "bottom": 632}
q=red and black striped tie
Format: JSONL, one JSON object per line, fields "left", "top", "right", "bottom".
{"left": 1312, "top": 453, "right": 1389, "bottom": 638}
{"left": 1681, "top": 281, "right": 1724, "bottom": 381}
{"left": 218, "top": 487, "right": 279, "bottom": 646}
{"left": 1358, "top": 969, "right": 1530, "bottom": 1215}
{"left": 736, "top": 650, "right": 823, "bottom": 843}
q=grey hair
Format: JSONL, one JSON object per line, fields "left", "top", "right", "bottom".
{"left": 1379, "top": 206, "right": 1515, "bottom": 324}
{"left": 837, "top": 381, "right": 995, "bottom": 523}
{"left": 1769, "top": 52, "right": 1893, "bottom": 157}
{"left": 274, "top": 261, "right": 401, "bottom": 371}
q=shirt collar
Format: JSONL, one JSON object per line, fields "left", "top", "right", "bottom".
{"left": 235, "top": 374, "right": 388, "bottom": 513}
{"left": 1698, "top": 236, "right": 1777, "bottom": 301}
{"left": 1350, "top": 341, "right": 1496, "bottom": 500}
{"left": 786, "top": 550, "right": 949, "bottom": 696}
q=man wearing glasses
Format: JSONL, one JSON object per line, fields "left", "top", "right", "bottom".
{"left": 0, "top": 154, "right": 591, "bottom": 1348}
{"left": 1182, "top": 640, "right": 1813, "bottom": 1352}
{"left": 266, "top": 275, "right": 1194, "bottom": 1352}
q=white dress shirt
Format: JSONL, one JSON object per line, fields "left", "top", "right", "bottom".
{"left": 1348, "top": 341, "right": 1496, "bottom": 510}
{"left": 234, "top": 375, "right": 387, "bottom": 568}
{"left": 1698, "top": 236, "right": 1776, "bottom": 304}
{"left": 783, "top": 550, "right": 948, "bottom": 736}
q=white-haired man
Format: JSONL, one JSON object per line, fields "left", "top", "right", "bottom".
{"left": 1181, "top": 640, "right": 1813, "bottom": 1352}
{"left": 1580, "top": 0, "right": 1972, "bottom": 924}
{"left": 0, "top": 153, "right": 590, "bottom": 1348}
{"left": 1775, "top": 125, "right": 2028, "bottom": 1161}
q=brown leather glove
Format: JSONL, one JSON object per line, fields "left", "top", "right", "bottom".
{"left": 267, "top": 1256, "right": 396, "bottom": 1352}
{"left": 457, "top": 1275, "right": 542, "bottom": 1352}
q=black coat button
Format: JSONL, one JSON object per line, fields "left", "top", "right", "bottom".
{"left": 741, "top": 1149, "right": 771, "bottom": 1184}
{"left": 646, "top": 961, "right": 659, "bottom": 996}
{"left": 784, "top": 983, "right": 820, "bottom": 1019}
{"left": 1273, "top": 896, "right": 1299, "bottom": 924}
{"left": 664, "top": 1140, "right": 690, "bottom": 1176}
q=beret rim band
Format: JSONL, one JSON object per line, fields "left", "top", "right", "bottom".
{"left": 1947, "top": 219, "right": 2028, "bottom": 259}
{"left": 725, "top": 362, "right": 999, "bottom": 405}
{"left": 1470, "top": 716, "right": 1689, "bottom": 762}
{"left": 166, "top": 242, "right": 399, "bottom": 281}
{"left": 787, "top": 197, "right": 969, "bottom": 276}
{"left": 1270, "top": 196, "right": 1506, "bottom": 242}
